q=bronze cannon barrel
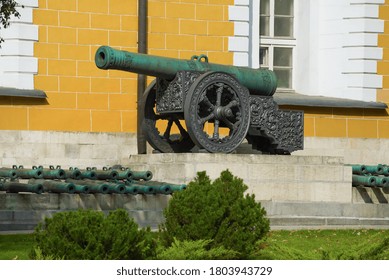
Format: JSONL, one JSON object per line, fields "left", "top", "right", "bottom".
{"left": 95, "top": 45, "right": 277, "bottom": 96}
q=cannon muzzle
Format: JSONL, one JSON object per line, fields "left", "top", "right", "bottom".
{"left": 350, "top": 165, "right": 367, "bottom": 175}
{"left": 12, "top": 166, "right": 43, "bottom": 179}
{"left": 0, "top": 168, "right": 18, "bottom": 179}
{"left": 64, "top": 168, "right": 83, "bottom": 180}
{"left": 30, "top": 179, "right": 75, "bottom": 194}
{"left": 129, "top": 170, "right": 153, "bottom": 181}
{"left": 116, "top": 168, "right": 132, "bottom": 180}
{"left": 352, "top": 175, "right": 376, "bottom": 187}
{"left": 373, "top": 176, "right": 389, "bottom": 188}
{"left": 39, "top": 166, "right": 66, "bottom": 180}
{"left": 123, "top": 182, "right": 140, "bottom": 194}
{"left": 95, "top": 46, "right": 277, "bottom": 96}
{"left": 3, "top": 182, "right": 43, "bottom": 194}
{"left": 80, "top": 168, "right": 98, "bottom": 180}
{"left": 364, "top": 164, "right": 384, "bottom": 175}
{"left": 66, "top": 179, "right": 110, "bottom": 194}
{"left": 92, "top": 167, "right": 119, "bottom": 180}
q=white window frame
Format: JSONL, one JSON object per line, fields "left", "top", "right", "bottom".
{"left": 260, "top": 0, "right": 296, "bottom": 90}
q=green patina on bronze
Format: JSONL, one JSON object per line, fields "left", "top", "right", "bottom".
{"left": 352, "top": 175, "right": 376, "bottom": 187}
{"left": 95, "top": 45, "right": 277, "bottom": 96}
{"left": 350, "top": 164, "right": 389, "bottom": 188}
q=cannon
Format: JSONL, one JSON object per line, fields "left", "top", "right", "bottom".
{"left": 350, "top": 164, "right": 367, "bottom": 175}
{"left": 352, "top": 175, "right": 377, "bottom": 187}
{"left": 134, "top": 180, "right": 186, "bottom": 194}
{"left": 29, "top": 179, "right": 76, "bottom": 194}
{"left": 110, "top": 167, "right": 153, "bottom": 181}
{"left": 374, "top": 176, "right": 389, "bottom": 188}
{"left": 95, "top": 46, "right": 304, "bottom": 154}
{"left": 37, "top": 165, "right": 66, "bottom": 180}
{"left": 0, "top": 168, "right": 18, "bottom": 179}
{"left": 64, "top": 167, "right": 83, "bottom": 180}
{"left": 129, "top": 170, "right": 153, "bottom": 181}
{"left": 2, "top": 181, "right": 43, "bottom": 194}
{"left": 79, "top": 167, "right": 98, "bottom": 180}
{"left": 113, "top": 167, "right": 133, "bottom": 180}
{"left": 66, "top": 179, "right": 110, "bottom": 194}
{"left": 9, "top": 165, "right": 43, "bottom": 179}
{"left": 91, "top": 167, "right": 119, "bottom": 180}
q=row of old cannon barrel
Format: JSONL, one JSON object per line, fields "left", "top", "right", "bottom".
{"left": 350, "top": 164, "right": 389, "bottom": 188}
{"left": 0, "top": 165, "right": 186, "bottom": 195}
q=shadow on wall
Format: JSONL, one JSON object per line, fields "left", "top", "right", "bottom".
{"left": 0, "top": 96, "right": 49, "bottom": 106}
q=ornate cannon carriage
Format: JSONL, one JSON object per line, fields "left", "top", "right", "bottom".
{"left": 95, "top": 46, "right": 304, "bottom": 154}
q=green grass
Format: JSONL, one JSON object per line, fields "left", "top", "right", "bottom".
{"left": 255, "top": 229, "right": 389, "bottom": 260}
{"left": 0, "top": 233, "right": 35, "bottom": 260}
{"left": 1, "top": 229, "right": 389, "bottom": 260}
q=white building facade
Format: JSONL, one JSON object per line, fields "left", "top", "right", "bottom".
{"left": 229, "top": 0, "right": 385, "bottom": 102}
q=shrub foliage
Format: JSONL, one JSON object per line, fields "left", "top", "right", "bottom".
{"left": 160, "top": 170, "right": 270, "bottom": 258}
{"left": 157, "top": 238, "right": 239, "bottom": 260}
{"left": 31, "top": 209, "right": 156, "bottom": 260}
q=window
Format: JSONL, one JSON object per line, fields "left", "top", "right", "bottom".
{"left": 260, "top": 0, "right": 294, "bottom": 89}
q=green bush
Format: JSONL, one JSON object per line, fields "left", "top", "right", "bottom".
{"left": 160, "top": 170, "right": 270, "bottom": 259}
{"left": 330, "top": 236, "right": 389, "bottom": 260}
{"left": 31, "top": 247, "right": 63, "bottom": 260}
{"left": 31, "top": 209, "right": 156, "bottom": 260}
{"left": 157, "top": 238, "right": 238, "bottom": 260}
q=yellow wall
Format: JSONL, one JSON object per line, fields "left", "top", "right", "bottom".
{"left": 0, "top": 0, "right": 387, "bottom": 139}
{"left": 148, "top": 0, "right": 233, "bottom": 63}
{"left": 0, "top": 0, "right": 234, "bottom": 133}
{"left": 279, "top": 106, "right": 389, "bottom": 139}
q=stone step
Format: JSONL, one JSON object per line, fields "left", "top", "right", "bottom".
{"left": 260, "top": 201, "right": 389, "bottom": 219}
{"left": 269, "top": 216, "right": 389, "bottom": 230}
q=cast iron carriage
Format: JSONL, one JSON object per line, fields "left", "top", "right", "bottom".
{"left": 95, "top": 46, "right": 304, "bottom": 154}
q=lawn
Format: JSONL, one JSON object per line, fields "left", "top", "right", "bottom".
{"left": 1, "top": 229, "right": 388, "bottom": 260}
{"left": 256, "top": 229, "right": 389, "bottom": 260}
{"left": 0, "top": 233, "right": 35, "bottom": 260}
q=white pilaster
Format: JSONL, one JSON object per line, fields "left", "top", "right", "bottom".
{"left": 0, "top": 1, "right": 39, "bottom": 90}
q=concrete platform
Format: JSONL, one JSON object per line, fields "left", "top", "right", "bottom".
{"left": 1, "top": 153, "right": 389, "bottom": 232}
{"left": 128, "top": 153, "right": 353, "bottom": 203}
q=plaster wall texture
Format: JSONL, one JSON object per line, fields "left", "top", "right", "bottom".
{"left": 0, "top": 0, "right": 234, "bottom": 134}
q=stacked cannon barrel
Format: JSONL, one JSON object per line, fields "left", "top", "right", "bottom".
{"left": 0, "top": 165, "right": 186, "bottom": 195}
{"left": 350, "top": 164, "right": 389, "bottom": 188}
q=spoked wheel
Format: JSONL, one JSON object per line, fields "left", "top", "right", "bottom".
{"left": 184, "top": 72, "right": 251, "bottom": 153}
{"left": 142, "top": 80, "right": 195, "bottom": 153}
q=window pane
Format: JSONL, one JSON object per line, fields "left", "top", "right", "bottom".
{"left": 274, "top": 17, "right": 293, "bottom": 37}
{"left": 274, "top": 47, "right": 292, "bottom": 67}
{"left": 260, "top": 16, "right": 270, "bottom": 36}
{"left": 275, "top": 0, "right": 293, "bottom": 16}
{"left": 260, "top": 47, "right": 269, "bottom": 67}
{"left": 274, "top": 68, "right": 292, "bottom": 88}
{"left": 260, "top": 0, "right": 270, "bottom": 15}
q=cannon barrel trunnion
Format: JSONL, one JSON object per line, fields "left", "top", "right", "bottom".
{"left": 95, "top": 46, "right": 304, "bottom": 154}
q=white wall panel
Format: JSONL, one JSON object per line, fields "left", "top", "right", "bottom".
{"left": 228, "top": 37, "right": 249, "bottom": 52}
{"left": 228, "top": 0, "right": 384, "bottom": 102}
{"left": 0, "top": 2, "right": 38, "bottom": 90}
{"left": 228, "top": 6, "right": 249, "bottom": 21}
